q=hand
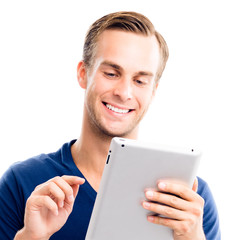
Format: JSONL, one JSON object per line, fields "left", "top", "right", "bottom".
{"left": 142, "top": 178, "right": 206, "bottom": 240}
{"left": 15, "top": 175, "right": 85, "bottom": 240}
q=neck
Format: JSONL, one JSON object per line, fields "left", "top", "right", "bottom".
{"left": 71, "top": 117, "right": 110, "bottom": 177}
{"left": 71, "top": 107, "right": 139, "bottom": 191}
{"left": 71, "top": 108, "right": 138, "bottom": 191}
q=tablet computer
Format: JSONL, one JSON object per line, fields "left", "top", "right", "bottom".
{"left": 86, "top": 137, "right": 201, "bottom": 240}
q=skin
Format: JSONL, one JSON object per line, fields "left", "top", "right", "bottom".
{"left": 15, "top": 176, "right": 85, "bottom": 240}
{"left": 14, "top": 30, "right": 205, "bottom": 240}
{"left": 143, "top": 178, "right": 206, "bottom": 240}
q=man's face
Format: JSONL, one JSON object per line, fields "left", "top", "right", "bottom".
{"left": 82, "top": 30, "right": 160, "bottom": 138}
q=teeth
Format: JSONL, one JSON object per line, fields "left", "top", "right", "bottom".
{"left": 106, "top": 104, "right": 130, "bottom": 114}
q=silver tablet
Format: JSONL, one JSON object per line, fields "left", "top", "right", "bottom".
{"left": 86, "top": 137, "right": 201, "bottom": 240}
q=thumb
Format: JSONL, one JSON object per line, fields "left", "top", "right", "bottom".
{"left": 192, "top": 177, "right": 198, "bottom": 192}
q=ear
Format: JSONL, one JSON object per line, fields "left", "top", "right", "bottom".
{"left": 151, "top": 82, "right": 159, "bottom": 99}
{"left": 77, "top": 61, "right": 87, "bottom": 89}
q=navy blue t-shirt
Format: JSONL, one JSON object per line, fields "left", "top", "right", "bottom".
{"left": 0, "top": 140, "right": 221, "bottom": 239}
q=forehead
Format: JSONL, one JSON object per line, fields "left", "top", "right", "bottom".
{"left": 94, "top": 30, "right": 160, "bottom": 75}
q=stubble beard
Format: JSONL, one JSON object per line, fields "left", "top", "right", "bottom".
{"left": 85, "top": 99, "right": 150, "bottom": 140}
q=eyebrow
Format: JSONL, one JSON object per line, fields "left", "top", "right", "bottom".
{"left": 100, "top": 60, "right": 154, "bottom": 77}
{"left": 136, "top": 71, "right": 154, "bottom": 77}
{"left": 100, "top": 61, "right": 122, "bottom": 71}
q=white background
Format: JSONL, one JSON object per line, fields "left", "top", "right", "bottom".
{"left": 0, "top": 0, "right": 239, "bottom": 238}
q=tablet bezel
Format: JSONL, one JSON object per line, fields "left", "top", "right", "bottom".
{"left": 86, "top": 137, "right": 201, "bottom": 240}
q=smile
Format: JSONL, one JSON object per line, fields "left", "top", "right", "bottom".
{"left": 103, "top": 103, "right": 132, "bottom": 114}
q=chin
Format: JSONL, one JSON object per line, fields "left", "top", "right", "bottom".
{"left": 99, "top": 125, "right": 138, "bottom": 139}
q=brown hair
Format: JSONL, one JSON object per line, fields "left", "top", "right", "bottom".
{"left": 83, "top": 11, "right": 169, "bottom": 83}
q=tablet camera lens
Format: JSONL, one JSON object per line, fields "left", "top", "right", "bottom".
{"left": 121, "top": 144, "right": 125, "bottom": 148}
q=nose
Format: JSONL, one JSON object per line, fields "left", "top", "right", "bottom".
{"left": 113, "top": 78, "right": 133, "bottom": 102}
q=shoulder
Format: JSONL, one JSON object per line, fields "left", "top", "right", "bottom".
{"left": 8, "top": 140, "right": 76, "bottom": 181}
{"left": 0, "top": 151, "right": 60, "bottom": 200}
{"left": 0, "top": 140, "right": 76, "bottom": 198}
{"left": 9, "top": 151, "right": 61, "bottom": 183}
{"left": 197, "top": 176, "right": 218, "bottom": 210}
{"left": 197, "top": 177, "right": 221, "bottom": 239}
{"left": 197, "top": 177, "right": 218, "bottom": 216}
{"left": 197, "top": 177, "right": 212, "bottom": 198}
{"left": 0, "top": 140, "right": 80, "bottom": 239}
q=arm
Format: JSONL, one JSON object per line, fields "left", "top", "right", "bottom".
{"left": 142, "top": 178, "right": 206, "bottom": 240}
{"left": 14, "top": 175, "right": 85, "bottom": 240}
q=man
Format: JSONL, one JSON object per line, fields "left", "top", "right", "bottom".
{"left": 0, "top": 11, "right": 220, "bottom": 239}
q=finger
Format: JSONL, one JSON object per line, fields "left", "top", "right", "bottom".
{"left": 34, "top": 181, "right": 66, "bottom": 208}
{"left": 61, "top": 175, "right": 85, "bottom": 186}
{"left": 27, "top": 195, "right": 59, "bottom": 216}
{"left": 157, "top": 181, "right": 198, "bottom": 202}
{"left": 142, "top": 201, "right": 185, "bottom": 220}
{"left": 34, "top": 176, "right": 85, "bottom": 207}
{"left": 145, "top": 190, "right": 188, "bottom": 211}
{"left": 147, "top": 213, "right": 201, "bottom": 237}
{"left": 147, "top": 214, "right": 180, "bottom": 230}
{"left": 50, "top": 176, "right": 81, "bottom": 204}
{"left": 192, "top": 178, "right": 198, "bottom": 192}
{"left": 71, "top": 184, "right": 80, "bottom": 199}
{"left": 52, "top": 176, "right": 85, "bottom": 204}
{"left": 35, "top": 176, "right": 84, "bottom": 206}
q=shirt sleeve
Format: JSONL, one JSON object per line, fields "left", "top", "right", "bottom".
{"left": 197, "top": 177, "right": 221, "bottom": 240}
{"left": 0, "top": 166, "right": 25, "bottom": 240}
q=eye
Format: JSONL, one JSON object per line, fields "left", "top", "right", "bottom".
{"left": 134, "top": 79, "right": 147, "bottom": 86}
{"left": 104, "top": 72, "right": 119, "bottom": 79}
{"left": 135, "top": 79, "right": 143, "bottom": 85}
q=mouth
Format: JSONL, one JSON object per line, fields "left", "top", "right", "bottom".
{"left": 103, "top": 102, "right": 134, "bottom": 114}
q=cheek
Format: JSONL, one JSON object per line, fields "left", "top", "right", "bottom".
{"left": 88, "top": 73, "right": 112, "bottom": 93}
{"left": 85, "top": 78, "right": 112, "bottom": 105}
{"left": 136, "top": 89, "right": 154, "bottom": 108}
